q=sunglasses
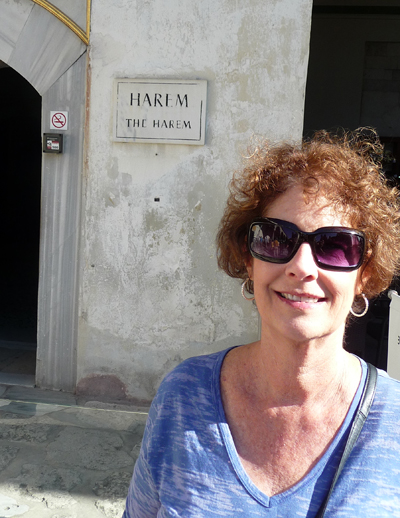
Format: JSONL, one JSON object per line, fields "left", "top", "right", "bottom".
{"left": 248, "top": 218, "right": 366, "bottom": 272}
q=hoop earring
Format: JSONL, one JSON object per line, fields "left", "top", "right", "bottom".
{"left": 241, "top": 279, "right": 255, "bottom": 301}
{"left": 350, "top": 293, "right": 369, "bottom": 318}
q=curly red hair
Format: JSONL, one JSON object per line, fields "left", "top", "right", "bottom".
{"left": 216, "top": 129, "right": 400, "bottom": 299}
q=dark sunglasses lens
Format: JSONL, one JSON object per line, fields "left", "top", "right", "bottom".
{"left": 314, "top": 232, "right": 364, "bottom": 268}
{"left": 249, "top": 222, "right": 296, "bottom": 261}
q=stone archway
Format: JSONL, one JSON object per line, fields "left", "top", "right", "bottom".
{"left": 0, "top": 0, "right": 89, "bottom": 391}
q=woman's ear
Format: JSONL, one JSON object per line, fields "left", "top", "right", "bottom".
{"left": 244, "top": 253, "right": 254, "bottom": 280}
{"left": 356, "top": 263, "right": 371, "bottom": 295}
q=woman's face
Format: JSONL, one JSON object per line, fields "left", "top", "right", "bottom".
{"left": 246, "top": 185, "right": 364, "bottom": 345}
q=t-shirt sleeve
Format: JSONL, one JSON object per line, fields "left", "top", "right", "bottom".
{"left": 122, "top": 401, "right": 161, "bottom": 517}
{"left": 122, "top": 352, "right": 224, "bottom": 517}
{"left": 123, "top": 445, "right": 160, "bottom": 517}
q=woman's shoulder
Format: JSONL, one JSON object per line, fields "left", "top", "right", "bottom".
{"left": 357, "top": 358, "right": 400, "bottom": 391}
{"left": 365, "top": 365, "right": 400, "bottom": 430}
{"left": 166, "top": 348, "right": 229, "bottom": 378}
{"left": 152, "top": 346, "right": 235, "bottom": 406}
{"left": 161, "top": 347, "right": 231, "bottom": 384}
{"left": 375, "top": 366, "right": 400, "bottom": 398}
{"left": 144, "top": 348, "right": 236, "bottom": 441}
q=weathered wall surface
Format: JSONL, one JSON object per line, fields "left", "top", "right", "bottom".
{"left": 78, "top": 0, "right": 313, "bottom": 403}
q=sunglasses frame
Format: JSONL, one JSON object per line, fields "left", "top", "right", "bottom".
{"left": 248, "top": 217, "right": 366, "bottom": 272}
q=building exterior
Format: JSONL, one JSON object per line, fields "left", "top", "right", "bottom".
{"left": 2, "top": 0, "right": 399, "bottom": 403}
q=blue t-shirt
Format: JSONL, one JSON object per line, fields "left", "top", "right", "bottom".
{"left": 123, "top": 348, "right": 400, "bottom": 517}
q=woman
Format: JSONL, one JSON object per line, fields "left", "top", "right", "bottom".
{"left": 123, "top": 130, "right": 400, "bottom": 517}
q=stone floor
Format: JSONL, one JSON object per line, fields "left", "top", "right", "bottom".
{"left": 0, "top": 382, "right": 148, "bottom": 518}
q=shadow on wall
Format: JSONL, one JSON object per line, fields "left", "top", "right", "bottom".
{"left": 76, "top": 373, "right": 152, "bottom": 408}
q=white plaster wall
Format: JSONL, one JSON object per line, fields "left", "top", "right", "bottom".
{"left": 79, "top": 0, "right": 312, "bottom": 402}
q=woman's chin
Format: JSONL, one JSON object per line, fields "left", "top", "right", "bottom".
{"left": 263, "top": 318, "right": 342, "bottom": 349}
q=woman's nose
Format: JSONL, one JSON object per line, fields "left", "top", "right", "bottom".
{"left": 285, "top": 243, "right": 318, "bottom": 280}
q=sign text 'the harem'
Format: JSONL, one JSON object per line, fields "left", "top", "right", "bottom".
{"left": 113, "top": 79, "right": 207, "bottom": 145}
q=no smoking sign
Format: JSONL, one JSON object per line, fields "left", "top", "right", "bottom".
{"left": 50, "top": 111, "right": 68, "bottom": 130}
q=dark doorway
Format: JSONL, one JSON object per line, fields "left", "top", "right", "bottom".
{"left": 0, "top": 63, "right": 41, "bottom": 378}
{"left": 303, "top": 3, "right": 400, "bottom": 370}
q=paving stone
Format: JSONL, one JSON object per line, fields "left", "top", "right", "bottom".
{"left": 95, "top": 499, "right": 126, "bottom": 518}
{"left": 50, "top": 407, "right": 147, "bottom": 433}
{"left": 93, "top": 471, "right": 132, "bottom": 518}
{"left": 46, "top": 428, "right": 133, "bottom": 470}
{"left": 130, "top": 442, "right": 141, "bottom": 463}
{"left": 0, "top": 423, "right": 52, "bottom": 443}
{"left": 93, "top": 471, "right": 132, "bottom": 499}
{"left": 0, "top": 394, "right": 146, "bottom": 516}
{"left": 0, "top": 400, "right": 66, "bottom": 418}
{"left": 3, "top": 386, "right": 77, "bottom": 406}
{"left": 0, "top": 445, "right": 19, "bottom": 471}
{"left": 8, "top": 464, "right": 82, "bottom": 509}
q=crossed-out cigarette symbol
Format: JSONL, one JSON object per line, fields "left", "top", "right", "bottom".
{"left": 52, "top": 112, "right": 67, "bottom": 128}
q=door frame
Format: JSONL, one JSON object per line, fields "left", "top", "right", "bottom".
{"left": 0, "top": 1, "right": 88, "bottom": 391}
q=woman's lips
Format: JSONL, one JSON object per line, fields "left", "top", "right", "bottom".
{"left": 278, "top": 292, "right": 325, "bottom": 303}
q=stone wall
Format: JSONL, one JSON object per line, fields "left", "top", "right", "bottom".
{"left": 77, "top": 0, "right": 313, "bottom": 403}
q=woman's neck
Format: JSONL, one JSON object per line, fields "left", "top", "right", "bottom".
{"left": 238, "top": 329, "right": 361, "bottom": 408}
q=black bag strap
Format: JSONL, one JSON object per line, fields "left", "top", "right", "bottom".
{"left": 315, "top": 362, "right": 377, "bottom": 518}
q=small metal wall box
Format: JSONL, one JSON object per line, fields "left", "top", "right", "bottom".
{"left": 43, "top": 133, "right": 63, "bottom": 154}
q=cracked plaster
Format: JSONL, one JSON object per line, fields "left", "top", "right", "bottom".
{"left": 78, "top": 0, "right": 312, "bottom": 400}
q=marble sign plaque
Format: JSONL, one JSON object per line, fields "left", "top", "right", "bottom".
{"left": 113, "top": 79, "right": 207, "bottom": 145}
